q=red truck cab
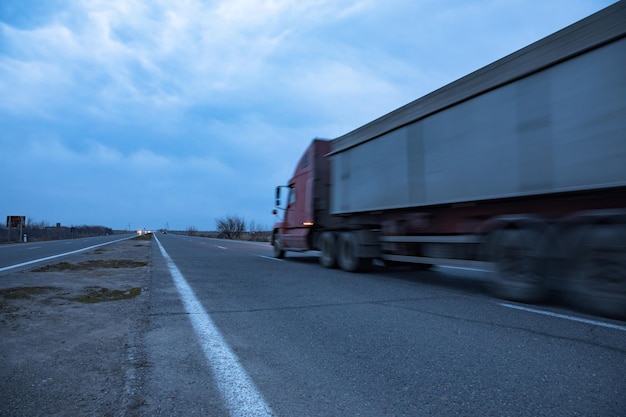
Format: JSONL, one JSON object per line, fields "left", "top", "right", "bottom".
{"left": 272, "top": 139, "right": 331, "bottom": 257}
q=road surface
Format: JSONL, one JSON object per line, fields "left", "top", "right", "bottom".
{"left": 1, "top": 233, "right": 624, "bottom": 416}
{"left": 144, "top": 233, "right": 626, "bottom": 416}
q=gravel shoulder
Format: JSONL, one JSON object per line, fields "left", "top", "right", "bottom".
{"left": 0, "top": 235, "right": 152, "bottom": 417}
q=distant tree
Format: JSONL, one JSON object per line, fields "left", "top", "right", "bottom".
{"left": 216, "top": 215, "right": 246, "bottom": 239}
{"left": 186, "top": 226, "right": 198, "bottom": 236}
{"left": 248, "top": 221, "right": 271, "bottom": 242}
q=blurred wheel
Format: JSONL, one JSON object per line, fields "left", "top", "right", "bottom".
{"left": 273, "top": 232, "right": 285, "bottom": 259}
{"left": 337, "top": 232, "right": 368, "bottom": 272}
{"left": 319, "top": 232, "right": 337, "bottom": 268}
{"left": 566, "top": 224, "right": 626, "bottom": 319}
{"left": 488, "top": 227, "right": 547, "bottom": 302}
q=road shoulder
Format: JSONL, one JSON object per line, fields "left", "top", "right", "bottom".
{"left": 0, "top": 235, "right": 151, "bottom": 416}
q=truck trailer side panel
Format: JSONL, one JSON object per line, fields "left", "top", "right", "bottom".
{"left": 331, "top": 37, "right": 626, "bottom": 215}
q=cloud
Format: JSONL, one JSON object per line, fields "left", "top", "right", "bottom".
{"left": 1, "top": 0, "right": 616, "bottom": 229}
{"left": 1, "top": 1, "right": 380, "bottom": 116}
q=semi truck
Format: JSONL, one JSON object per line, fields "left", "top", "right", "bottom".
{"left": 272, "top": 2, "right": 626, "bottom": 319}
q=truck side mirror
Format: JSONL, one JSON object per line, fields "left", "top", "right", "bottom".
{"left": 275, "top": 187, "right": 281, "bottom": 206}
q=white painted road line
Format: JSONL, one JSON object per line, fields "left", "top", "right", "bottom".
{"left": 217, "top": 246, "right": 227, "bottom": 250}
{"left": 154, "top": 235, "right": 275, "bottom": 417}
{"left": 207, "top": 239, "right": 270, "bottom": 247}
{"left": 499, "top": 303, "right": 626, "bottom": 332}
{"left": 438, "top": 265, "right": 490, "bottom": 273}
{"left": 233, "top": 241, "right": 271, "bottom": 247}
{"left": 259, "top": 255, "right": 284, "bottom": 262}
{"left": 0, "top": 237, "right": 133, "bottom": 273}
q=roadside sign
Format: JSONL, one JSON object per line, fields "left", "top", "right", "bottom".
{"left": 6, "top": 216, "right": 25, "bottom": 228}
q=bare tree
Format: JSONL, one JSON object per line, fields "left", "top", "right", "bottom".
{"left": 248, "top": 220, "right": 271, "bottom": 242}
{"left": 216, "top": 215, "right": 246, "bottom": 239}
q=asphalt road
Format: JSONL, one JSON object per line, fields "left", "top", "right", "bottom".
{"left": 0, "top": 233, "right": 137, "bottom": 275}
{"left": 143, "top": 233, "right": 626, "bottom": 416}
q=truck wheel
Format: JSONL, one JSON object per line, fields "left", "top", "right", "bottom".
{"left": 566, "top": 224, "right": 626, "bottom": 320}
{"left": 488, "top": 228, "right": 546, "bottom": 302}
{"left": 273, "top": 232, "right": 285, "bottom": 259}
{"left": 337, "top": 232, "right": 368, "bottom": 272}
{"left": 319, "top": 232, "right": 337, "bottom": 268}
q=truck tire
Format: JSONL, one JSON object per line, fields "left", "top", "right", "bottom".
{"left": 487, "top": 227, "right": 546, "bottom": 302}
{"left": 337, "top": 232, "right": 368, "bottom": 272}
{"left": 566, "top": 224, "right": 626, "bottom": 320}
{"left": 272, "top": 232, "right": 285, "bottom": 259}
{"left": 319, "top": 232, "right": 337, "bottom": 268}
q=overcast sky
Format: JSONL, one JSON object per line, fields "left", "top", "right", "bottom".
{"left": 0, "top": 0, "right": 616, "bottom": 232}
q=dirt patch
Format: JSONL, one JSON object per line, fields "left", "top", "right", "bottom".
{"left": 72, "top": 286, "right": 142, "bottom": 303}
{"left": 32, "top": 259, "right": 147, "bottom": 272}
{"left": 0, "top": 286, "right": 58, "bottom": 299}
{"left": 0, "top": 236, "right": 151, "bottom": 416}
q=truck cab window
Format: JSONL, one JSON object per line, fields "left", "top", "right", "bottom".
{"left": 288, "top": 186, "right": 296, "bottom": 206}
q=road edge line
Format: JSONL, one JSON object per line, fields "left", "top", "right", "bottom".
{"left": 498, "top": 302, "right": 626, "bottom": 332}
{"left": 154, "top": 235, "right": 275, "bottom": 417}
